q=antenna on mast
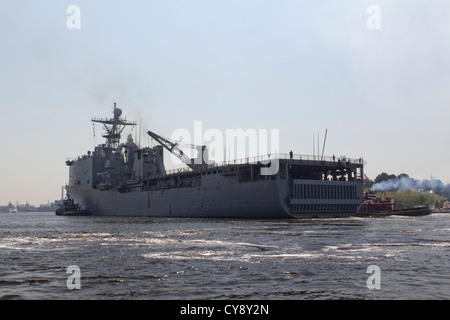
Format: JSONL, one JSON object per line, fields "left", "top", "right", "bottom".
{"left": 91, "top": 103, "right": 136, "bottom": 150}
{"left": 139, "top": 117, "right": 142, "bottom": 149}
{"left": 321, "top": 129, "right": 328, "bottom": 161}
{"left": 313, "top": 133, "right": 315, "bottom": 159}
{"left": 317, "top": 132, "right": 319, "bottom": 160}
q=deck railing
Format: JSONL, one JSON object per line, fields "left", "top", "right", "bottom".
{"left": 161, "top": 153, "right": 363, "bottom": 176}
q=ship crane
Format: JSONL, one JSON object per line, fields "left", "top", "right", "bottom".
{"left": 147, "top": 130, "right": 208, "bottom": 171}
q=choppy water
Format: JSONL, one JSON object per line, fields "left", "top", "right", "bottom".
{"left": 0, "top": 212, "right": 449, "bottom": 300}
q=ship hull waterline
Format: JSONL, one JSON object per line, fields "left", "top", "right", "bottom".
{"left": 67, "top": 177, "right": 362, "bottom": 219}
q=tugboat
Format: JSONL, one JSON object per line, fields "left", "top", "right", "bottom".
{"left": 358, "top": 191, "right": 432, "bottom": 217}
{"left": 358, "top": 191, "right": 395, "bottom": 217}
{"left": 55, "top": 194, "right": 90, "bottom": 216}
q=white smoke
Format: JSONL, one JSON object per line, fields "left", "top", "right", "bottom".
{"left": 371, "top": 176, "right": 450, "bottom": 196}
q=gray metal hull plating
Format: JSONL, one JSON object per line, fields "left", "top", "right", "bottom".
{"left": 68, "top": 178, "right": 290, "bottom": 218}
{"left": 68, "top": 177, "right": 362, "bottom": 219}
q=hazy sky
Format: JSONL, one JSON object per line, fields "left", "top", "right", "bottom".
{"left": 1, "top": 0, "right": 450, "bottom": 205}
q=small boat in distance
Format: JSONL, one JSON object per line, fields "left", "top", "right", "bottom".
{"left": 55, "top": 195, "right": 90, "bottom": 216}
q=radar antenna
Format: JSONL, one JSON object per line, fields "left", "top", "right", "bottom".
{"left": 91, "top": 103, "right": 136, "bottom": 150}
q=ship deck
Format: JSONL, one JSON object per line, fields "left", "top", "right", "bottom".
{"left": 151, "top": 153, "right": 363, "bottom": 179}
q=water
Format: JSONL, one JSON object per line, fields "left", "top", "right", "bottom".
{"left": 0, "top": 212, "right": 449, "bottom": 300}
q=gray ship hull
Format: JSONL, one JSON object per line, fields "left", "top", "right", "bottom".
{"left": 67, "top": 169, "right": 363, "bottom": 219}
{"left": 68, "top": 177, "right": 290, "bottom": 218}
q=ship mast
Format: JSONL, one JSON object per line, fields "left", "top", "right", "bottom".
{"left": 91, "top": 103, "right": 136, "bottom": 150}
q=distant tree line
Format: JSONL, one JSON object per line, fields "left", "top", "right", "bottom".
{"left": 374, "top": 172, "right": 410, "bottom": 183}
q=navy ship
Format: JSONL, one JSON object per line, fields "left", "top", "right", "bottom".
{"left": 64, "top": 104, "right": 364, "bottom": 218}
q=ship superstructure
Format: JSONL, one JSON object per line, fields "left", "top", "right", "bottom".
{"left": 65, "top": 104, "right": 364, "bottom": 218}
